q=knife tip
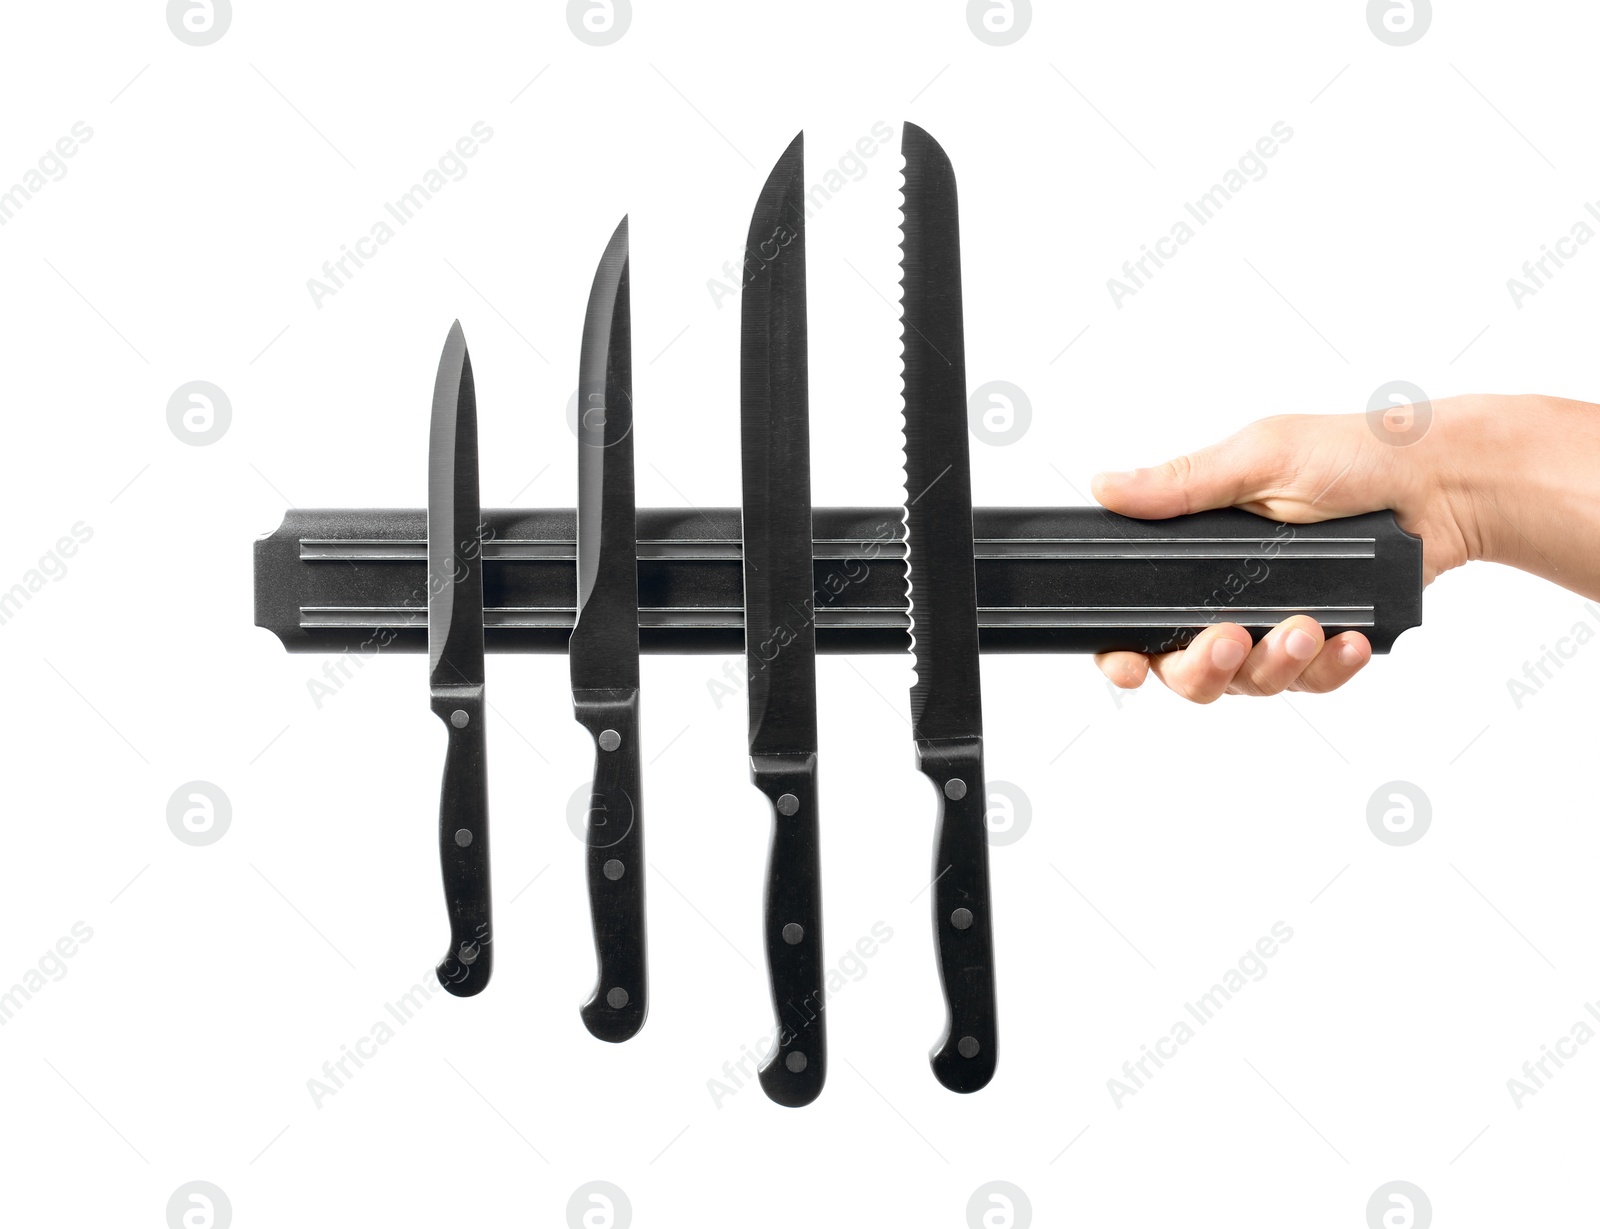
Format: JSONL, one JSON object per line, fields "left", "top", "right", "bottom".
{"left": 901, "top": 121, "right": 942, "bottom": 158}
{"left": 598, "top": 216, "right": 630, "bottom": 274}
{"left": 747, "top": 133, "right": 807, "bottom": 251}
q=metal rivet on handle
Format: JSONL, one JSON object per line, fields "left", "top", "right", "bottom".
{"left": 603, "top": 858, "right": 625, "bottom": 881}
{"left": 455, "top": 828, "right": 473, "bottom": 847}
{"left": 782, "top": 923, "right": 804, "bottom": 945}
{"left": 776, "top": 793, "right": 799, "bottom": 816}
{"left": 957, "top": 1035, "right": 980, "bottom": 1058}
{"left": 450, "top": 709, "right": 469, "bottom": 728}
{"left": 459, "top": 942, "right": 479, "bottom": 965}
{"left": 944, "top": 778, "right": 967, "bottom": 800}
{"left": 951, "top": 907, "right": 973, "bottom": 930}
{"left": 598, "top": 729, "right": 621, "bottom": 751}
{"left": 785, "top": 1051, "right": 807, "bottom": 1073}
{"left": 606, "top": 987, "right": 629, "bottom": 1009}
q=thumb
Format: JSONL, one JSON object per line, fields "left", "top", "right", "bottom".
{"left": 1092, "top": 435, "right": 1268, "bottom": 519}
{"left": 1091, "top": 414, "right": 1383, "bottom": 522}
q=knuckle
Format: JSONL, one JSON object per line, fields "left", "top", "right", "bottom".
{"left": 1157, "top": 453, "right": 1196, "bottom": 488}
{"left": 1230, "top": 672, "right": 1269, "bottom": 698}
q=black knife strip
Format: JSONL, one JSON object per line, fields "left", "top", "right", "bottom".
{"left": 256, "top": 506, "right": 1422, "bottom": 655}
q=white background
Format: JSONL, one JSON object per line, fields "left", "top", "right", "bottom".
{"left": 2, "top": 1, "right": 1597, "bottom": 1226}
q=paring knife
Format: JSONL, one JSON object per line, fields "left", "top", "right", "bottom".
{"left": 740, "top": 131, "right": 826, "bottom": 1107}
{"left": 428, "top": 320, "right": 494, "bottom": 997}
{"left": 900, "top": 122, "right": 998, "bottom": 1091}
{"left": 571, "top": 216, "right": 648, "bottom": 1042}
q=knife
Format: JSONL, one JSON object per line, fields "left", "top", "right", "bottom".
{"left": 900, "top": 122, "right": 998, "bottom": 1091}
{"left": 740, "top": 131, "right": 826, "bottom": 1107}
{"left": 571, "top": 216, "right": 648, "bottom": 1042}
{"left": 428, "top": 320, "right": 494, "bottom": 997}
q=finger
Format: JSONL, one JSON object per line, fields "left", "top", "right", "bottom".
{"left": 1289, "top": 631, "right": 1372, "bottom": 693}
{"left": 1094, "top": 651, "right": 1150, "bottom": 689}
{"left": 1226, "top": 616, "right": 1324, "bottom": 696}
{"left": 1146, "top": 624, "right": 1255, "bottom": 704}
{"left": 1090, "top": 413, "right": 1388, "bottom": 523}
{"left": 1090, "top": 430, "right": 1277, "bottom": 518}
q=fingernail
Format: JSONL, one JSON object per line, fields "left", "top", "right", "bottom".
{"left": 1210, "top": 638, "right": 1247, "bottom": 671}
{"left": 1098, "top": 469, "right": 1136, "bottom": 484}
{"left": 1284, "top": 629, "right": 1317, "bottom": 662}
{"left": 1338, "top": 640, "right": 1364, "bottom": 666}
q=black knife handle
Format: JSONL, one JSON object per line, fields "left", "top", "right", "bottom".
{"left": 431, "top": 686, "right": 493, "bottom": 998}
{"left": 750, "top": 752, "right": 826, "bottom": 1107}
{"left": 573, "top": 690, "right": 648, "bottom": 1042}
{"left": 916, "top": 736, "right": 997, "bottom": 1093}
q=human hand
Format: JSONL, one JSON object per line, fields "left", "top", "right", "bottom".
{"left": 1090, "top": 394, "right": 1600, "bottom": 701}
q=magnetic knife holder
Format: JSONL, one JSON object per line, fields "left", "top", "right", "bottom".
{"left": 254, "top": 505, "right": 1423, "bottom": 654}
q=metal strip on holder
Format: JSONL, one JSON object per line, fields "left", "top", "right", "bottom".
{"left": 972, "top": 538, "right": 1375, "bottom": 559}
{"left": 298, "top": 536, "right": 1375, "bottom": 563}
{"left": 299, "top": 539, "right": 568, "bottom": 561}
{"left": 299, "top": 604, "right": 1375, "bottom": 631}
{"left": 980, "top": 605, "right": 1376, "bottom": 628}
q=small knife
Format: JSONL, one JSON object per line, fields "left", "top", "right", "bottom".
{"left": 571, "top": 216, "right": 648, "bottom": 1042}
{"left": 900, "top": 123, "right": 998, "bottom": 1091}
{"left": 427, "top": 320, "right": 493, "bottom": 997}
{"left": 740, "top": 132, "right": 826, "bottom": 1107}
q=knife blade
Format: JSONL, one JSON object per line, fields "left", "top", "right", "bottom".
{"left": 900, "top": 122, "right": 998, "bottom": 1091}
{"left": 571, "top": 216, "right": 648, "bottom": 1042}
{"left": 428, "top": 319, "right": 493, "bottom": 997}
{"left": 740, "top": 131, "right": 826, "bottom": 1107}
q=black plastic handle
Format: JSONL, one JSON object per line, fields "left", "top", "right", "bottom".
{"left": 750, "top": 752, "right": 826, "bottom": 1107}
{"left": 432, "top": 686, "right": 493, "bottom": 997}
{"left": 573, "top": 690, "right": 648, "bottom": 1042}
{"left": 916, "top": 736, "right": 997, "bottom": 1092}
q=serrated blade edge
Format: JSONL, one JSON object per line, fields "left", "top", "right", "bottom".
{"left": 899, "top": 122, "right": 982, "bottom": 742}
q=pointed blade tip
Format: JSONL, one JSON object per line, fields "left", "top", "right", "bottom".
{"left": 602, "top": 216, "right": 629, "bottom": 268}
{"left": 442, "top": 320, "right": 468, "bottom": 367}
{"left": 768, "top": 131, "right": 805, "bottom": 184}
{"left": 745, "top": 132, "right": 808, "bottom": 251}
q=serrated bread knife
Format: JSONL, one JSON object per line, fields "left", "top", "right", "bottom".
{"left": 900, "top": 123, "right": 998, "bottom": 1091}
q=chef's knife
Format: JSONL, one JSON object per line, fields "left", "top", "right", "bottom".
{"left": 428, "top": 320, "right": 493, "bottom": 997}
{"left": 572, "top": 216, "right": 648, "bottom": 1042}
{"left": 741, "top": 132, "right": 826, "bottom": 1107}
{"left": 900, "top": 122, "right": 997, "bottom": 1091}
